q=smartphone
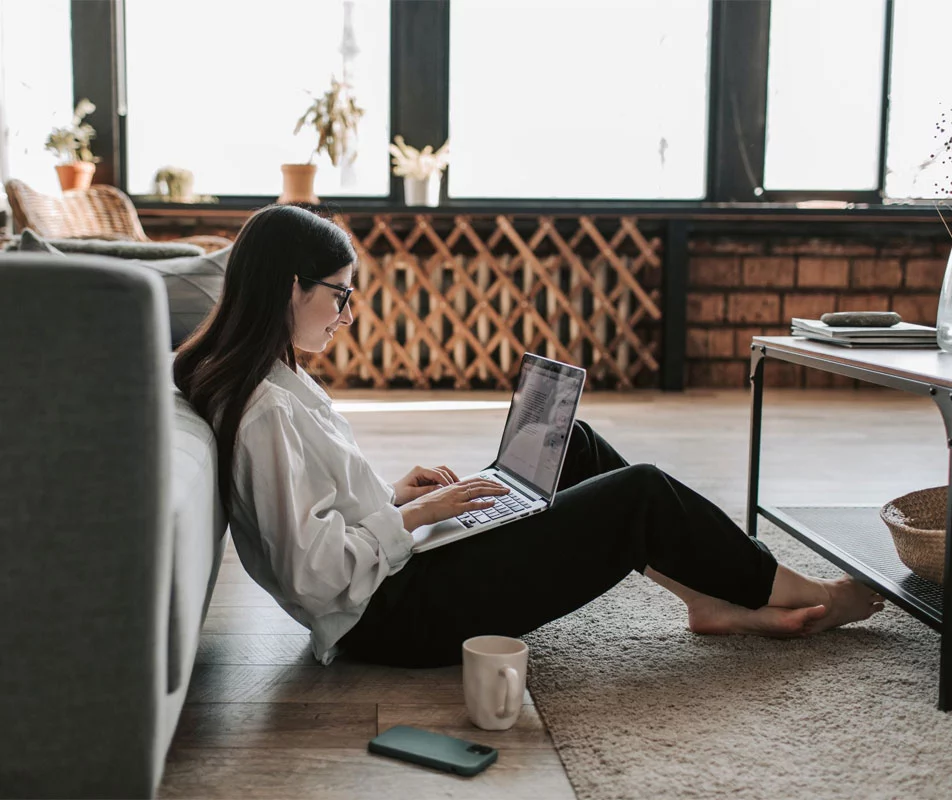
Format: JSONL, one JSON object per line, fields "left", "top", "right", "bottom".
{"left": 368, "top": 725, "right": 498, "bottom": 777}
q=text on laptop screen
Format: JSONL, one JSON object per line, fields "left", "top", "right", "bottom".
{"left": 495, "top": 357, "right": 585, "bottom": 498}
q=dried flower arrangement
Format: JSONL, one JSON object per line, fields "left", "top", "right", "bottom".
{"left": 45, "top": 98, "right": 99, "bottom": 164}
{"left": 933, "top": 107, "right": 952, "bottom": 240}
{"left": 933, "top": 108, "right": 952, "bottom": 198}
{"left": 294, "top": 77, "right": 365, "bottom": 166}
{"left": 389, "top": 136, "right": 450, "bottom": 180}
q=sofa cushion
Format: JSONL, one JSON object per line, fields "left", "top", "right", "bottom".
{"left": 14, "top": 229, "right": 231, "bottom": 348}
{"left": 167, "top": 391, "right": 227, "bottom": 695}
{"left": 9, "top": 229, "right": 203, "bottom": 259}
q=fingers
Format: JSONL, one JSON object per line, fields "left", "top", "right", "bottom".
{"left": 458, "top": 478, "right": 510, "bottom": 495}
{"left": 437, "top": 465, "right": 460, "bottom": 483}
{"left": 409, "top": 465, "right": 452, "bottom": 487}
{"left": 457, "top": 479, "right": 510, "bottom": 509}
{"left": 418, "top": 467, "right": 453, "bottom": 487}
{"left": 467, "top": 498, "right": 500, "bottom": 510}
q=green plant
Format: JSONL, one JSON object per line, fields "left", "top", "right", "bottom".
{"left": 153, "top": 165, "right": 195, "bottom": 201}
{"left": 293, "top": 76, "right": 365, "bottom": 167}
{"left": 44, "top": 98, "right": 99, "bottom": 164}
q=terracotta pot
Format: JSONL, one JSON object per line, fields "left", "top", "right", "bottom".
{"left": 278, "top": 163, "right": 318, "bottom": 204}
{"left": 55, "top": 161, "right": 96, "bottom": 192}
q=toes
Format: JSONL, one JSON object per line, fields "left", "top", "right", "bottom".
{"left": 797, "top": 605, "right": 829, "bottom": 635}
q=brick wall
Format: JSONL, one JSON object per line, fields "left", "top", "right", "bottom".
{"left": 686, "top": 235, "right": 951, "bottom": 388}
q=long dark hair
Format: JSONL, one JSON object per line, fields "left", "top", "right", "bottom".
{"left": 173, "top": 204, "right": 356, "bottom": 508}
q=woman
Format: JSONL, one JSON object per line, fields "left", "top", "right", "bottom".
{"left": 174, "top": 205, "right": 884, "bottom": 668}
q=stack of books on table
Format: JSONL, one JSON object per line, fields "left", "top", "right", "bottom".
{"left": 790, "top": 318, "right": 938, "bottom": 348}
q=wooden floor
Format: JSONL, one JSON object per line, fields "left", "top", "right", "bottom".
{"left": 159, "top": 388, "right": 950, "bottom": 799}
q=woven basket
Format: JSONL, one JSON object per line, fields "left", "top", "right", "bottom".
{"left": 880, "top": 486, "right": 948, "bottom": 585}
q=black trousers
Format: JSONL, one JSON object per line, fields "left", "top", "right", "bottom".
{"left": 339, "top": 420, "right": 778, "bottom": 668}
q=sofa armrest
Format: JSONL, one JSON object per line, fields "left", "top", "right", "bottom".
{"left": 0, "top": 254, "right": 174, "bottom": 798}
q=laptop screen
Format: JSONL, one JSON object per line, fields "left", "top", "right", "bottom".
{"left": 493, "top": 354, "right": 586, "bottom": 499}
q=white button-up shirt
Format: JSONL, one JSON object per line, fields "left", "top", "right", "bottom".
{"left": 228, "top": 359, "right": 414, "bottom": 664}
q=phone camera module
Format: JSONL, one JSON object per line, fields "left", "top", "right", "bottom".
{"left": 467, "top": 744, "right": 493, "bottom": 755}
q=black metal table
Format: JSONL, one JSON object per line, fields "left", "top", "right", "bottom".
{"left": 747, "top": 336, "right": 952, "bottom": 710}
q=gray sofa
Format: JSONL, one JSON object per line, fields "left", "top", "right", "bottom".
{"left": 0, "top": 253, "right": 229, "bottom": 798}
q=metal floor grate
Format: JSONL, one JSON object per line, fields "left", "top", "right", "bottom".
{"left": 762, "top": 505, "right": 944, "bottom": 628}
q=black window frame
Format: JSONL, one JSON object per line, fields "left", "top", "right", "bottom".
{"left": 754, "top": 0, "right": 894, "bottom": 205}
{"left": 69, "top": 0, "right": 933, "bottom": 212}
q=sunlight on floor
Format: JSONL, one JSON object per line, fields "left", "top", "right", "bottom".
{"left": 333, "top": 399, "right": 512, "bottom": 413}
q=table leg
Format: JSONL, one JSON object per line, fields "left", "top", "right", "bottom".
{"left": 931, "top": 389, "right": 952, "bottom": 711}
{"left": 941, "top": 448, "right": 952, "bottom": 711}
{"left": 746, "top": 345, "right": 766, "bottom": 539}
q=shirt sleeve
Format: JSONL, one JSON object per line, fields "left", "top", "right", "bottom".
{"left": 238, "top": 403, "right": 414, "bottom": 621}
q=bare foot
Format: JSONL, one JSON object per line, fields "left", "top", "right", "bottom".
{"left": 688, "top": 595, "right": 830, "bottom": 638}
{"left": 687, "top": 578, "right": 885, "bottom": 638}
{"left": 801, "top": 577, "right": 885, "bottom": 634}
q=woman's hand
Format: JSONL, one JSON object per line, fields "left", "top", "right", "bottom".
{"left": 392, "top": 465, "right": 460, "bottom": 506}
{"left": 399, "top": 478, "right": 510, "bottom": 532}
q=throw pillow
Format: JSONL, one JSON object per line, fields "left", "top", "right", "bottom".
{"left": 141, "top": 246, "right": 231, "bottom": 348}
{"left": 16, "top": 228, "right": 63, "bottom": 254}
{"left": 13, "top": 228, "right": 231, "bottom": 347}
{"left": 7, "top": 230, "right": 203, "bottom": 259}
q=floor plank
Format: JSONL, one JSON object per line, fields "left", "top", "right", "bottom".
{"left": 186, "top": 662, "right": 533, "bottom": 707}
{"left": 196, "top": 634, "right": 313, "bottom": 666}
{"left": 216, "top": 561, "right": 258, "bottom": 584}
{"left": 187, "top": 664, "right": 466, "bottom": 705}
{"left": 201, "top": 607, "right": 309, "bottom": 636}
{"left": 208, "top": 582, "right": 283, "bottom": 607}
{"left": 159, "top": 747, "right": 574, "bottom": 800}
{"left": 171, "top": 703, "right": 377, "bottom": 750}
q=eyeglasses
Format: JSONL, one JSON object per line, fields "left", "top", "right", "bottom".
{"left": 297, "top": 276, "right": 354, "bottom": 314}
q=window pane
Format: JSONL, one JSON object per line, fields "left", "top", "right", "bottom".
{"left": 884, "top": 0, "right": 952, "bottom": 201}
{"left": 124, "top": 0, "right": 389, "bottom": 197}
{"left": 448, "top": 0, "right": 711, "bottom": 200}
{"left": 0, "top": 0, "right": 73, "bottom": 196}
{"left": 764, "top": 0, "right": 885, "bottom": 191}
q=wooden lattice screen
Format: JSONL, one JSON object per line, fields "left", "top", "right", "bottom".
{"left": 297, "top": 214, "right": 663, "bottom": 390}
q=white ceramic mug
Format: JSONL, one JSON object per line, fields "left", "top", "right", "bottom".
{"left": 462, "top": 635, "right": 528, "bottom": 731}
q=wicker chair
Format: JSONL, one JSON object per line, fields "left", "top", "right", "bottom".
{"left": 4, "top": 179, "right": 232, "bottom": 254}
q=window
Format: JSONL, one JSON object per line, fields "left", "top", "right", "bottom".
{"left": 0, "top": 0, "right": 73, "bottom": 196}
{"left": 124, "top": 0, "right": 390, "bottom": 198}
{"left": 763, "top": 0, "right": 886, "bottom": 192}
{"left": 884, "top": 0, "right": 952, "bottom": 201}
{"left": 448, "top": 0, "right": 711, "bottom": 200}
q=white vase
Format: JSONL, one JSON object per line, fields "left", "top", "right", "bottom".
{"left": 403, "top": 174, "right": 441, "bottom": 207}
{"left": 937, "top": 248, "right": 952, "bottom": 353}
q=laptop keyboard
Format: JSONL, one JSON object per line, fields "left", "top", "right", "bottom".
{"left": 456, "top": 480, "right": 533, "bottom": 528}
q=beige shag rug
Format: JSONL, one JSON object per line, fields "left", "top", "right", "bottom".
{"left": 524, "top": 524, "right": 952, "bottom": 800}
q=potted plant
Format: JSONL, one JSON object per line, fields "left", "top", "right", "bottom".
{"left": 280, "top": 76, "right": 365, "bottom": 204}
{"left": 389, "top": 136, "right": 450, "bottom": 207}
{"left": 153, "top": 166, "right": 195, "bottom": 202}
{"left": 45, "top": 98, "right": 100, "bottom": 191}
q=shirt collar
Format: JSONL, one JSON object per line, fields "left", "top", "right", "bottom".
{"left": 266, "top": 358, "right": 332, "bottom": 410}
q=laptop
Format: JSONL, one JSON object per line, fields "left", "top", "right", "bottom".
{"left": 411, "top": 353, "right": 586, "bottom": 553}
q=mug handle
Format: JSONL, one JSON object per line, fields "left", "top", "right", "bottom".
{"left": 496, "top": 666, "right": 521, "bottom": 718}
